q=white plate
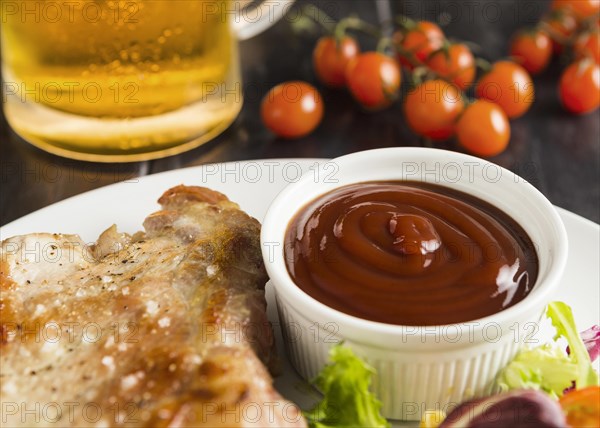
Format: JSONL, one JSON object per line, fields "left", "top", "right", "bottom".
{"left": 2, "top": 159, "right": 599, "bottom": 416}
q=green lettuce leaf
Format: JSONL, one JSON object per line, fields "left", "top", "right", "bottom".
{"left": 304, "top": 345, "right": 390, "bottom": 428}
{"left": 546, "top": 301, "right": 599, "bottom": 388}
{"left": 496, "top": 301, "right": 599, "bottom": 398}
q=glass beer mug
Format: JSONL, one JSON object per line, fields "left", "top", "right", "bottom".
{"left": 1, "top": 0, "right": 293, "bottom": 161}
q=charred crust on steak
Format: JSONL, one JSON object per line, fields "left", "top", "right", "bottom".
{"left": 158, "top": 185, "right": 229, "bottom": 208}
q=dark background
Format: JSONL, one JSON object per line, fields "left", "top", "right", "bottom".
{"left": 1, "top": 0, "right": 599, "bottom": 226}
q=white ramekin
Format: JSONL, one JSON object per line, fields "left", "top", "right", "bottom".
{"left": 261, "top": 148, "right": 568, "bottom": 421}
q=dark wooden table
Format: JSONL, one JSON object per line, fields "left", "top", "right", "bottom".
{"left": 2, "top": 0, "right": 599, "bottom": 227}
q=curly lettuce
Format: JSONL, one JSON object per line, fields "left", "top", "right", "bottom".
{"left": 496, "top": 301, "right": 599, "bottom": 398}
{"left": 304, "top": 344, "right": 390, "bottom": 428}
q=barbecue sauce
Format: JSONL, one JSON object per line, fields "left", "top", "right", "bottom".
{"left": 285, "top": 182, "right": 539, "bottom": 325}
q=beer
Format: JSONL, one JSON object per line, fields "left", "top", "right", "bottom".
{"left": 1, "top": 0, "right": 241, "bottom": 160}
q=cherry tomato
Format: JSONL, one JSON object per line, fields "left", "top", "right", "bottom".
{"left": 404, "top": 80, "right": 464, "bottom": 140}
{"left": 313, "top": 36, "right": 360, "bottom": 88}
{"left": 559, "top": 59, "right": 600, "bottom": 114}
{"left": 559, "top": 386, "right": 600, "bottom": 428}
{"left": 544, "top": 10, "right": 578, "bottom": 53}
{"left": 398, "top": 21, "right": 445, "bottom": 68}
{"left": 575, "top": 30, "right": 600, "bottom": 63}
{"left": 552, "top": 0, "right": 600, "bottom": 19}
{"left": 509, "top": 29, "right": 553, "bottom": 75}
{"left": 427, "top": 43, "right": 476, "bottom": 90}
{"left": 345, "top": 52, "right": 401, "bottom": 110}
{"left": 456, "top": 100, "right": 510, "bottom": 157}
{"left": 261, "top": 81, "right": 324, "bottom": 139}
{"left": 476, "top": 60, "right": 535, "bottom": 119}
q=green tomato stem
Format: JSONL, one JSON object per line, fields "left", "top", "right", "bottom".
{"left": 395, "top": 14, "right": 417, "bottom": 30}
{"left": 335, "top": 16, "right": 382, "bottom": 41}
{"left": 300, "top": 3, "right": 336, "bottom": 33}
{"left": 376, "top": 37, "right": 394, "bottom": 55}
{"left": 475, "top": 58, "right": 492, "bottom": 73}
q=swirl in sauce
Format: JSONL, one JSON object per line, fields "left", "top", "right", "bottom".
{"left": 285, "top": 182, "right": 539, "bottom": 325}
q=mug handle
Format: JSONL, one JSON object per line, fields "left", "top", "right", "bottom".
{"left": 233, "top": 0, "right": 296, "bottom": 40}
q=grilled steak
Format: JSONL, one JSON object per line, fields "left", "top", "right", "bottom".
{"left": 0, "top": 185, "right": 305, "bottom": 427}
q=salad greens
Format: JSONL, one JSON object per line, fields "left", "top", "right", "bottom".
{"left": 496, "top": 301, "right": 599, "bottom": 398}
{"left": 304, "top": 344, "right": 390, "bottom": 428}
{"left": 302, "top": 302, "right": 598, "bottom": 427}
{"left": 547, "top": 302, "right": 599, "bottom": 388}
